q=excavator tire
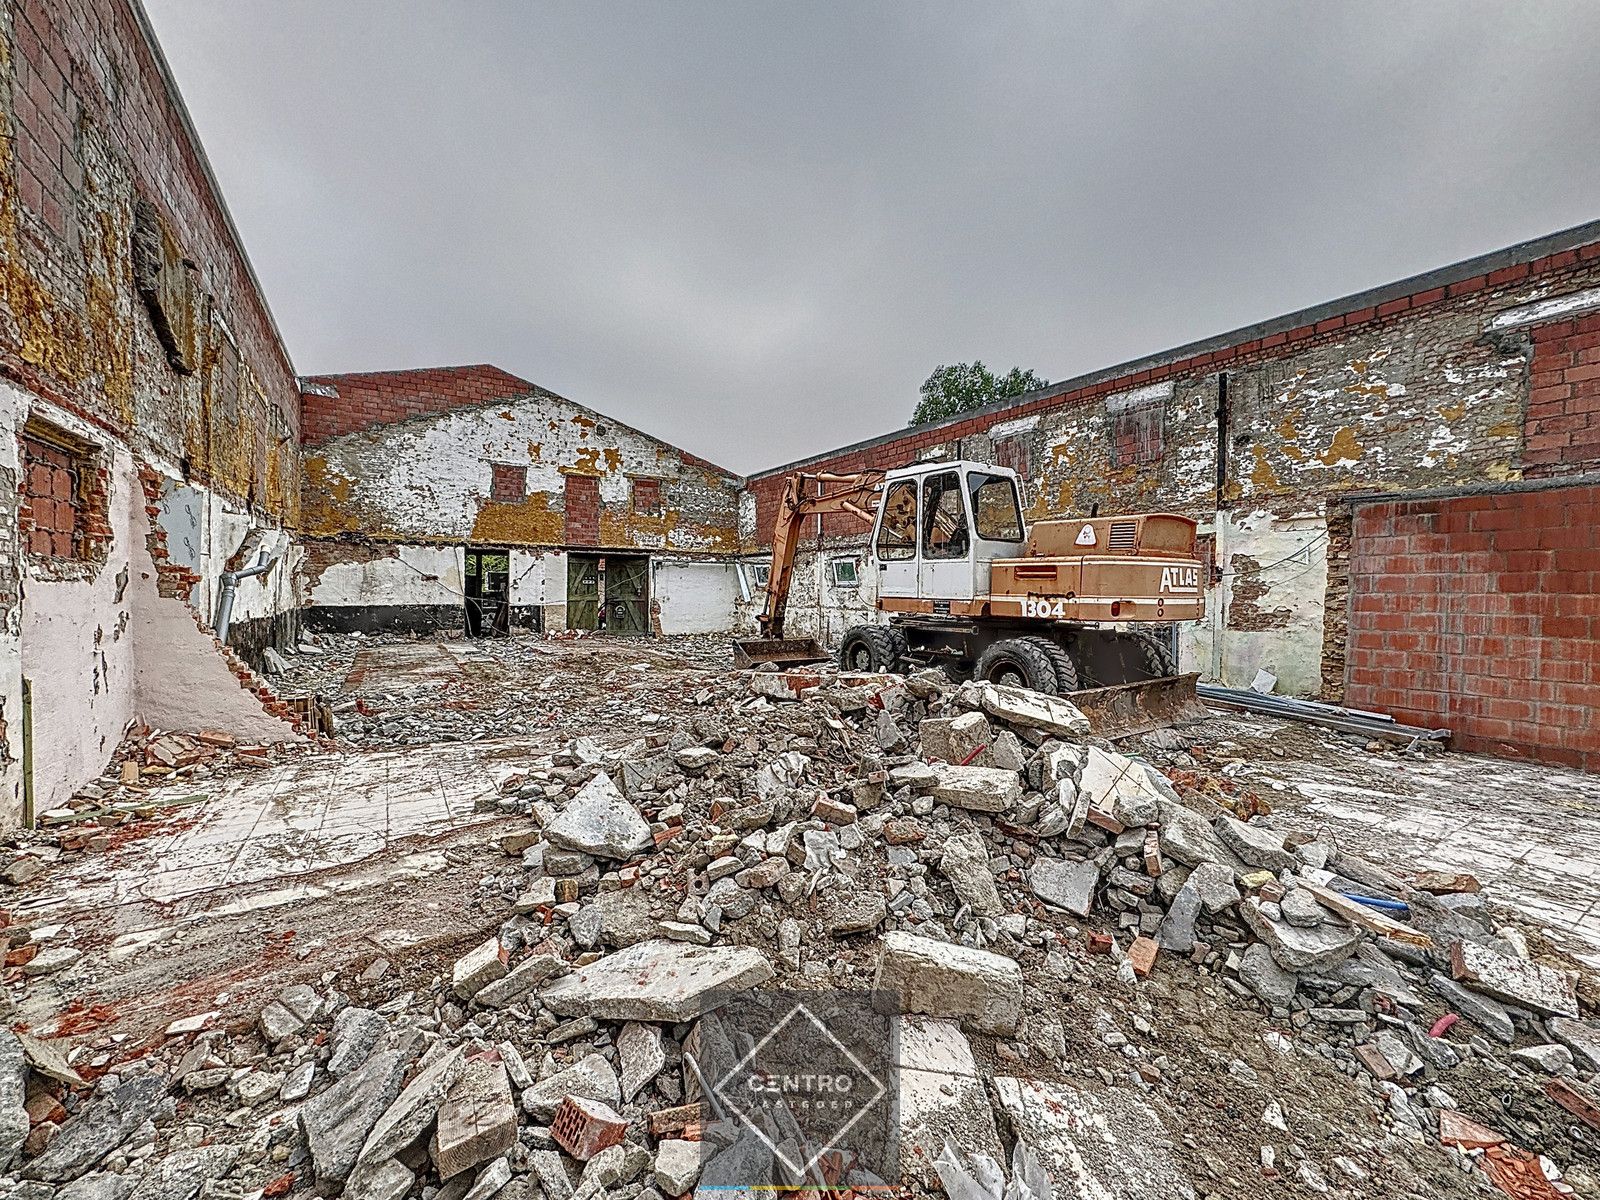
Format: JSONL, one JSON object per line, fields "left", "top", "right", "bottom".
{"left": 1068, "top": 627, "right": 1177, "bottom": 688}
{"left": 974, "top": 638, "right": 1060, "bottom": 695}
{"left": 1019, "top": 635, "right": 1079, "bottom": 692}
{"left": 838, "top": 625, "right": 900, "bottom": 673}
{"left": 886, "top": 625, "right": 911, "bottom": 667}
{"left": 1129, "top": 629, "right": 1177, "bottom": 678}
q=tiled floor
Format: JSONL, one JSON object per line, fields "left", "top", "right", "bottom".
{"left": 20, "top": 740, "right": 531, "bottom": 919}
{"left": 1231, "top": 719, "right": 1600, "bottom": 967}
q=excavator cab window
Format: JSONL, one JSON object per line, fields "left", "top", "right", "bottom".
{"left": 968, "top": 472, "right": 1023, "bottom": 541}
{"left": 922, "top": 471, "right": 970, "bottom": 560}
{"left": 875, "top": 479, "right": 918, "bottom": 561}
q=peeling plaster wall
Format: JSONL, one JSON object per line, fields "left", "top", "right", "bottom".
{"left": 7, "top": 386, "right": 295, "bottom": 822}
{"left": 512, "top": 549, "right": 566, "bottom": 632}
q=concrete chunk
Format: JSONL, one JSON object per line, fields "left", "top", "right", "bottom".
{"left": 474, "top": 952, "right": 567, "bottom": 1009}
{"left": 352, "top": 1044, "right": 468, "bottom": 1183}
{"left": 1214, "top": 815, "right": 1296, "bottom": 872}
{"left": 431, "top": 1056, "right": 517, "bottom": 1180}
{"left": 298, "top": 1031, "right": 424, "bottom": 1190}
{"left": 939, "top": 832, "right": 1004, "bottom": 917}
{"left": 977, "top": 684, "right": 1090, "bottom": 736}
{"left": 1549, "top": 1018, "right": 1600, "bottom": 1072}
{"left": 1239, "top": 898, "right": 1359, "bottom": 972}
{"left": 522, "top": 1053, "right": 621, "bottom": 1120}
{"left": 541, "top": 939, "right": 773, "bottom": 1022}
{"left": 1028, "top": 858, "right": 1099, "bottom": 917}
{"left": 931, "top": 764, "right": 1022, "bottom": 813}
{"left": 452, "top": 937, "right": 509, "bottom": 1001}
{"left": 873, "top": 931, "right": 1023, "bottom": 1036}
{"left": 1428, "top": 973, "right": 1515, "bottom": 1044}
{"left": 993, "top": 1076, "right": 1195, "bottom": 1200}
{"left": 897, "top": 1018, "right": 1003, "bottom": 1187}
{"left": 1450, "top": 939, "right": 1578, "bottom": 1019}
{"left": 545, "top": 772, "right": 653, "bottom": 860}
{"left": 919, "top": 712, "right": 992, "bottom": 766}
{"left": 0, "top": 1032, "right": 28, "bottom": 1170}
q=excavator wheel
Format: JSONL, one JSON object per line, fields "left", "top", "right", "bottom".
{"left": 1019, "top": 635, "right": 1079, "bottom": 692}
{"left": 973, "top": 638, "right": 1060, "bottom": 695}
{"left": 1066, "top": 627, "right": 1177, "bottom": 688}
{"left": 1130, "top": 629, "right": 1177, "bottom": 677}
{"left": 838, "top": 625, "right": 901, "bottom": 673}
{"left": 886, "top": 625, "right": 911, "bottom": 667}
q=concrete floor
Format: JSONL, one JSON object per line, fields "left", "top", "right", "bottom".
{"left": 1209, "top": 712, "right": 1600, "bottom": 967}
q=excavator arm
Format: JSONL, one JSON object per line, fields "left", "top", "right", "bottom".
{"left": 757, "top": 470, "right": 884, "bottom": 639}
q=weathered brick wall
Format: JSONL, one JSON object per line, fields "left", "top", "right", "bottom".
{"left": 0, "top": 0, "right": 301, "bottom": 514}
{"left": 745, "top": 224, "right": 1600, "bottom": 700}
{"left": 1344, "top": 485, "right": 1600, "bottom": 770}
{"left": 299, "top": 368, "right": 742, "bottom": 616}
{"left": 1526, "top": 311, "right": 1600, "bottom": 477}
{"left": 301, "top": 365, "right": 535, "bottom": 444}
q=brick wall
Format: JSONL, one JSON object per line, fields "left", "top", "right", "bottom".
{"left": 1344, "top": 485, "right": 1600, "bottom": 770}
{"left": 564, "top": 474, "right": 599, "bottom": 546}
{"left": 0, "top": 0, "right": 301, "bottom": 513}
{"left": 300, "top": 365, "right": 537, "bottom": 444}
{"left": 1525, "top": 313, "right": 1600, "bottom": 477}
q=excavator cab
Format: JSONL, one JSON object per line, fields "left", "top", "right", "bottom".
{"left": 870, "top": 462, "right": 1026, "bottom": 605}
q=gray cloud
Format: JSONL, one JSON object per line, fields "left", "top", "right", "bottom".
{"left": 144, "top": 0, "right": 1600, "bottom": 474}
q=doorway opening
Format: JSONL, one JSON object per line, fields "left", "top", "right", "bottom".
{"left": 566, "top": 553, "right": 650, "bottom": 634}
{"left": 464, "top": 547, "right": 510, "bottom": 637}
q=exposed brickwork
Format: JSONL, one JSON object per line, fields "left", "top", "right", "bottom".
{"left": 490, "top": 462, "right": 526, "bottom": 503}
{"left": 631, "top": 477, "right": 661, "bottom": 513}
{"left": 137, "top": 463, "right": 199, "bottom": 601}
{"left": 300, "top": 365, "right": 539, "bottom": 444}
{"left": 564, "top": 473, "right": 600, "bottom": 546}
{"left": 1345, "top": 485, "right": 1600, "bottom": 770}
{"left": 1525, "top": 313, "right": 1600, "bottom": 478}
{"left": 17, "top": 419, "right": 111, "bottom": 574}
{"left": 0, "top": 0, "right": 301, "bottom": 513}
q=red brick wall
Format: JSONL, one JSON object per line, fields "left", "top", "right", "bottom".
{"left": 564, "top": 474, "right": 599, "bottom": 546}
{"left": 300, "top": 365, "right": 536, "bottom": 444}
{"left": 1345, "top": 486, "right": 1600, "bottom": 770}
{"left": 1526, "top": 313, "right": 1600, "bottom": 477}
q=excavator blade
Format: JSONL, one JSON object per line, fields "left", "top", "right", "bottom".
{"left": 1066, "top": 672, "right": 1207, "bottom": 739}
{"left": 732, "top": 637, "right": 830, "bottom": 670}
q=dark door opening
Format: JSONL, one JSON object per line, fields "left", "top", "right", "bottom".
{"left": 566, "top": 553, "right": 650, "bottom": 634}
{"left": 464, "top": 547, "right": 510, "bottom": 637}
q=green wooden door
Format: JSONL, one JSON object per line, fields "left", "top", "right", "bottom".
{"left": 567, "top": 555, "right": 600, "bottom": 630}
{"left": 606, "top": 556, "right": 650, "bottom": 635}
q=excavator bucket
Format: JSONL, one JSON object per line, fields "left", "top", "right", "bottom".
{"left": 732, "top": 636, "right": 830, "bottom": 670}
{"left": 1066, "top": 672, "right": 1208, "bottom": 739}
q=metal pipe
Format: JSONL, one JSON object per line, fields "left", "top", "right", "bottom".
{"left": 215, "top": 546, "right": 283, "bottom": 645}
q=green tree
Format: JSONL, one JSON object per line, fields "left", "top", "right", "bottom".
{"left": 910, "top": 361, "right": 1048, "bottom": 426}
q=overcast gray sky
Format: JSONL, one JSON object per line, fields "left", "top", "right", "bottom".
{"left": 144, "top": 1, "right": 1600, "bottom": 475}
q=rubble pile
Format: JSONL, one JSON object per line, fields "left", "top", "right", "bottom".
{"left": 271, "top": 632, "right": 734, "bottom": 750}
{"left": 0, "top": 661, "right": 1596, "bottom": 1200}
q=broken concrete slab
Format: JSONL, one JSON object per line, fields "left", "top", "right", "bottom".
{"left": 541, "top": 940, "right": 774, "bottom": 1023}
{"left": 1028, "top": 857, "right": 1099, "bottom": 917}
{"left": 919, "top": 712, "right": 993, "bottom": 766}
{"left": 544, "top": 772, "right": 654, "bottom": 861}
{"left": 1214, "top": 815, "right": 1296, "bottom": 872}
{"left": 1157, "top": 877, "right": 1202, "bottom": 953}
{"left": 617, "top": 1022, "right": 666, "bottom": 1103}
{"left": 896, "top": 1017, "right": 1003, "bottom": 1187}
{"left": 475, "top": 952, "right": 567, "bottom": 1009}
{"left": 452, "top": 937, "right": 509, "bottom": 1000}
{"left": 1074, "top": 746, "right": 1164, "bottom": 827}
{"left": 1240, "top": 898, "right": 1359, "bottom": 972}
{"left": 1449, "top": 939, "right": 1578, "bottom": 1019}
{"left": 930, "top": 764, "right": 1022, "bottom": 813}
{"left": 567, "top": 888, "right": 658, "bottom": 949}
{"left": 654, "top": 1138, "right": 703, "bottom": 1196}
{"left": 125, "top": 1145, "right": 239, "bottom": 1200}
{"left": 939, "top": 832, "right": 1004, "bottom": 917}
{"left": 0, "top": 1031, "right": 27, "bottom": 1169}
{"left": 993, "top": 1076, "right": 1195, "bottom": 1200}
{"left": 522, "top": 1054, "right": 621, "bottom": 1121}
{"left": 819, "top": 888, "right": 887, "bottom": 936}
{"left": 22, "top": 1074, "right": 166, "bottom": 1184}
{"left": 431, "top": 1056, "right": 517, "bottom": 1180}
{"left": 872, "top": 931, "right": 1023, "bottom": 1036}
{"left": 976, "top": 684, "right": 1090, "bottom": 736}
{"left": 1157, "top": 797, "right": 1245, "bottom": 873}
{"left": 299, "top": 1031, "right": 424, "bottom": 1190}
{"left": 1237, "top": 943, "right": 1298, "bottom": 1009}
{"left": 1549, "top": 1017, "right": 1600, "bottom": 1072}
{"left": 350, "top": 1044, "right": 468, "bottom": 1189}
{"left": 328, "top": 1007, "right": 388, "bottom": 1077}
{"left": 1428, "top": 973, "right": 1515, "bottom": 1044}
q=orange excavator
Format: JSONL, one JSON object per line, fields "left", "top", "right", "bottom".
{"left": 734, "top": 458, "right": 1208, "bottom": 734}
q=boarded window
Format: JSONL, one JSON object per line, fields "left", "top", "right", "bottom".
{"left": 132, "top": 197, "right": 201, "bottom": 374}
{"left": 20, "top": 420, "right": 106, "bottom": 563}
{"left": 491, "top": 463, "right": 526, "bottom": 502}
{"left": 632, "top": 477, "right": 662, "bottom": 513}
{"left": 991, "top": 434, "right": 1030, "bottom": 480}
{"left": 1110, "top": 390, "right": 1166, "bottom": 466}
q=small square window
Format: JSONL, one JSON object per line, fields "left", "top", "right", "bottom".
{"left": 632, "top": 478, "right": 662, "bottom": 513}
{"left": 491, "top": 463, "right": 527, "bottom": 502}
{"left": 749, "top": 562, "right": 770, "bottom": 588}
{"left": 829, "top": 557, "right": 859, "bottom": 587}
